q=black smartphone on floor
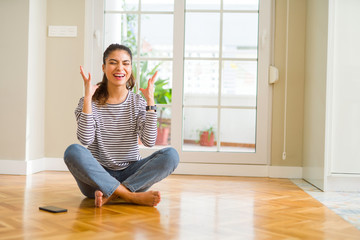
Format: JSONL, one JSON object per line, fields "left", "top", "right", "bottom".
{"left": 39, "top": 206, "right": 68, "bottom": 213}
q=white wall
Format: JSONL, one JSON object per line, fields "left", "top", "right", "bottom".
{"left": 303, "top": 0, "right": 360, "bottom": 191}
{"left": 0, "top": 0, "right": 83, "bottom": 174}
{"left": 45, "top": 0, "right": 85, "bottom": 157}
{"left": 27, "top": 0, "right": 47, "bottom": 160}
{"left": 0, "top": 0, "right": 29, "bottom": 160}
{"left": 327, "top": 0, "right": 360, "bottom": 174}
{"left": 0, "top": 0, "right": 46, "bottom": 164}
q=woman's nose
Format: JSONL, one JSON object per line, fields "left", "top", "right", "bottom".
{"left": 116, "top": 63, "right": 122, "bottom": 70}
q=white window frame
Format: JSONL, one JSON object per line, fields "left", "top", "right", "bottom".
{"left": 85, "top": 0, "right": 274, "bottom": 168}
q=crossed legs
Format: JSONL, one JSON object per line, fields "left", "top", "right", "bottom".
{"left": 64, "top": 144, "right": 179, "bottom": 207}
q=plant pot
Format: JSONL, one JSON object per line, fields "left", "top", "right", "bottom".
{"left": 199, "top": 131, "right": 215, "bottom": 146}
{"left": 156, "top": 127, "right": 170, "bottom": 145}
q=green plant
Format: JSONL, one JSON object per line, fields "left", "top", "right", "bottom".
{"left": 120, "top": 1, "right": 172, "bottom": 129}
{"left": 133, "top": 61, "right": 172, "bottom": 105}
{"left": 133, "top": 62, "right": 172, "bottom": 129}
{"left": 197, "top": 126, "right": 216, "bottom": 146}
{"left": 200, "top": 126, "right": 215, "bottom": 140}
{"left": 196, "top": 126, "right": 215, "bottom": 142}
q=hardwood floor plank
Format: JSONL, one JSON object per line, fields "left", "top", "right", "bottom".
{"left": 0, "top": 172, "right": 359, "bottom": 240}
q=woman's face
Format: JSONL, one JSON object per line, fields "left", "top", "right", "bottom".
{"left": 103, "top": 49, "right": 132, "bottom": 88}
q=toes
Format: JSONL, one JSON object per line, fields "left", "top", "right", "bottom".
{"left": 95, "top": 190, "right": 103, "bottom": 198}
{"left": 95, "top": 190, "right": 103, "bottom": 208}
{"left": 152, "top": 191, "right": 161, "bottom": 206}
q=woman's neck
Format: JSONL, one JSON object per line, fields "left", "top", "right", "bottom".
{"left": 107, "top": 85, "right": 129, "bottom": 104}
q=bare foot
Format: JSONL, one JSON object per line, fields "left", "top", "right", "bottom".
{"left": 94, "top": 190, "right": 115, "bottom": 208}
{"left": 126, "top": 191, "right": 161, "bottom": 207}
{"left": 95, "top": 186, "right": 161, "bottom": 207}
{"left": 94, "top": 190, "right": 103, "bottom": 207}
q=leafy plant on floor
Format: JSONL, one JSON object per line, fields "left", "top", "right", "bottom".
{"left": 119, "top": 2, "right": 172, "bottom": 144}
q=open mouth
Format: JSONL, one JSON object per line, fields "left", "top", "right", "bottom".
{"left": 114, "top": 73, "right": 126, "bottom": 79}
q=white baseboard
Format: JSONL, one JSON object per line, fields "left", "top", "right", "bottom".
{"left": 325, "top": 174, "right": 360, "bottom": 192}
{"left": 174, "top": 163, "right": 302, "bottom": 178}
{"left": 0, "top": 160, "right": 29, "bottom": 175}
{"left": 0, "top": 158, "right": 67, "bottom": 175}
{"left": 174, "top": 163, "right": 269, "bottom": 177}
{"left": 44, "top": 158, "right": 68, "bottom": 171}
{"left": 0, "top": 158, "right": 302, "bottom": 179}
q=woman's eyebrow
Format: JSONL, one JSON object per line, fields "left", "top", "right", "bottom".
{"left": 108, "top": 59, "right": 131, "bottom": 63}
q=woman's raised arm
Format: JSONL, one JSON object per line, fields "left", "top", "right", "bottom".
{"left": 80, "top": 66, "right": 99, "bottom": 114}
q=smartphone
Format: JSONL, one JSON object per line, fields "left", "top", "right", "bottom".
{"left": 39, "top": 206, "right": 68, "bottom": 213}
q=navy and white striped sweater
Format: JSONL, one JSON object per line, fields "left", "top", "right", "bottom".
{"left": 75, "top": 91, "right": 157, "bottom": 170}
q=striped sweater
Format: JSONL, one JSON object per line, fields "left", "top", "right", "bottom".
{"left": 75, "top": 91, "right": 157, "bottom": 170}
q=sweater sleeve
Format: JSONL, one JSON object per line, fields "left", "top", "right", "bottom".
{"left": 137, "top": 97, "right": 157, "bottom": 147}
{"left": 75, "top": 97, "right": 96, "bottom": 146}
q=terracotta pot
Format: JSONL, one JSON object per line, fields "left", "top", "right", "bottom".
{"left": 156, "top": 127, "right": 170, "bottom": 145}
{"left": 199, "top": 131, "right": 215, "bottom": 146}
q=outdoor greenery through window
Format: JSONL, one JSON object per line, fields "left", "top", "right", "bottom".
{"left": 104, "top": 0, "right": 174, "bottom": 146}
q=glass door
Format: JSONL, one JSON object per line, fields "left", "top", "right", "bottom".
{"left": 180, "top": 0, "right": 272, "bottom": 164}
{"left": 90, "top": 0, "right": 272, "bottom": 165}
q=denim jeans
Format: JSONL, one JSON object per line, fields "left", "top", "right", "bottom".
{"left": 63, "top": 144, "right": 179, "bottom": 198}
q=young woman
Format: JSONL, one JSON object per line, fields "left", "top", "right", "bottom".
{"left": 64, "top": 44, "right": 179, "bottom": 207}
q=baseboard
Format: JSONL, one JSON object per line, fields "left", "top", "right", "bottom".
{"left": 0, "top": 160, "right": 29, "bottom": 175}
{"left": 325, "top": 174, "right": 360, "bottom": 192}
{"left": 0, "top": 159, "right": 302, "bottom": 178}
{"left": 0, "top": 158, "right": 67, "bottom": 175}
{"left": 174, "top": 162, "right": 269, "bottom": 177}
{"left": 268, "top": 166, "right": 303, "bottom": 178}
{"left": 174, "top": 163, "right": 302, "bottom": 178}
{"left": 44, "top": 158, "right": 68, "bottom": 171}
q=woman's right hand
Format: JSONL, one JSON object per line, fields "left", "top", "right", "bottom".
{"left": 80, "top": 66, "right": 99, "bottom": 99}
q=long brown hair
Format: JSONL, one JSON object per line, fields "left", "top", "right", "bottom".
{"left": 92, "top": 44, "right": 135, "bottom": 105}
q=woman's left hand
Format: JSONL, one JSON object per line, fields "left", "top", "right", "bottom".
{"left": 140, "top": 71, "right": 158, "bottom": 106}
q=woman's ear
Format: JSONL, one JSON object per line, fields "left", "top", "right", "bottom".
{"left": 102, "top": 64, "right": 105, "bottom": 72}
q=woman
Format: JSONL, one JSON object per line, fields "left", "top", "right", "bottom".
{"left": 64, "top": 44, "right": 179, "bottom": 207}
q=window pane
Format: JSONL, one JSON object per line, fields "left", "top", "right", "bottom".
{"left": 222, "top": 13, "right": 258, "bottom": 59}
{"left": 223, "top": 0, "right": 259, "bottom": 11}
{"left": 139, "top": 107, "right": 172, "bottom": 146}
{"left": 141, "top": 0, "right": 174, "bottom": 11}
{"left": 183, "top": 108, "right": 218, "bottom": 152}
{"left": 221, "top": 61, "right": 257, "bottom": 107}
{"left": 184, "top": 60, "right": 219, "bottom": 106}
{"left": 138, "top": 61, "right": 172, "bottom": 104}
{"left": 105, "top": 0, "right": 139, "bottom": 11}
{"left": 104, "top": 14, "right": 138, "bottom": 54}
{"left": 156, "top": 107, "right": 172, "bottom": 146}
{"left": 141, "top": 14, "right": 173, "bottom": 58}
{"left": 220, "top": 109, "right": 256, "bottom": 152}
{"left": 186, "top": 0, "right": 220, "bottom": 10}
{"left": 185, "top": 13, "right": 220, "bottom": 58}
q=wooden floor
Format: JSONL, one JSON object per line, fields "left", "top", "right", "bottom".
{"left": 1, "top": 172, "right": 360, "bottom": 240}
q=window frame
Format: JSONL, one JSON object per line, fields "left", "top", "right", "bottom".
{"left": 85, "top": 0, "right": 274, "bottom": 165}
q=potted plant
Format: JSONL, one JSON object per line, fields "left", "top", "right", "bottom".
{"left": 121, "top": 11, "right": 172, "bottom": 145}
{"left": 199, "top": 126, "right": 215, "bottom": 147}
{"left": 152, "top": 75, "right": 172, "bottom": 145}
{"left": 156, "top": 120, "right": 170, "bottom": 145}
{"left": 133, "top": 62, "right": 172, "bottom": 145}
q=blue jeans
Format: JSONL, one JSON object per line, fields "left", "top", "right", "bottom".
{"left": 63, "top": 144, "right": 179, "bottom": 198}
